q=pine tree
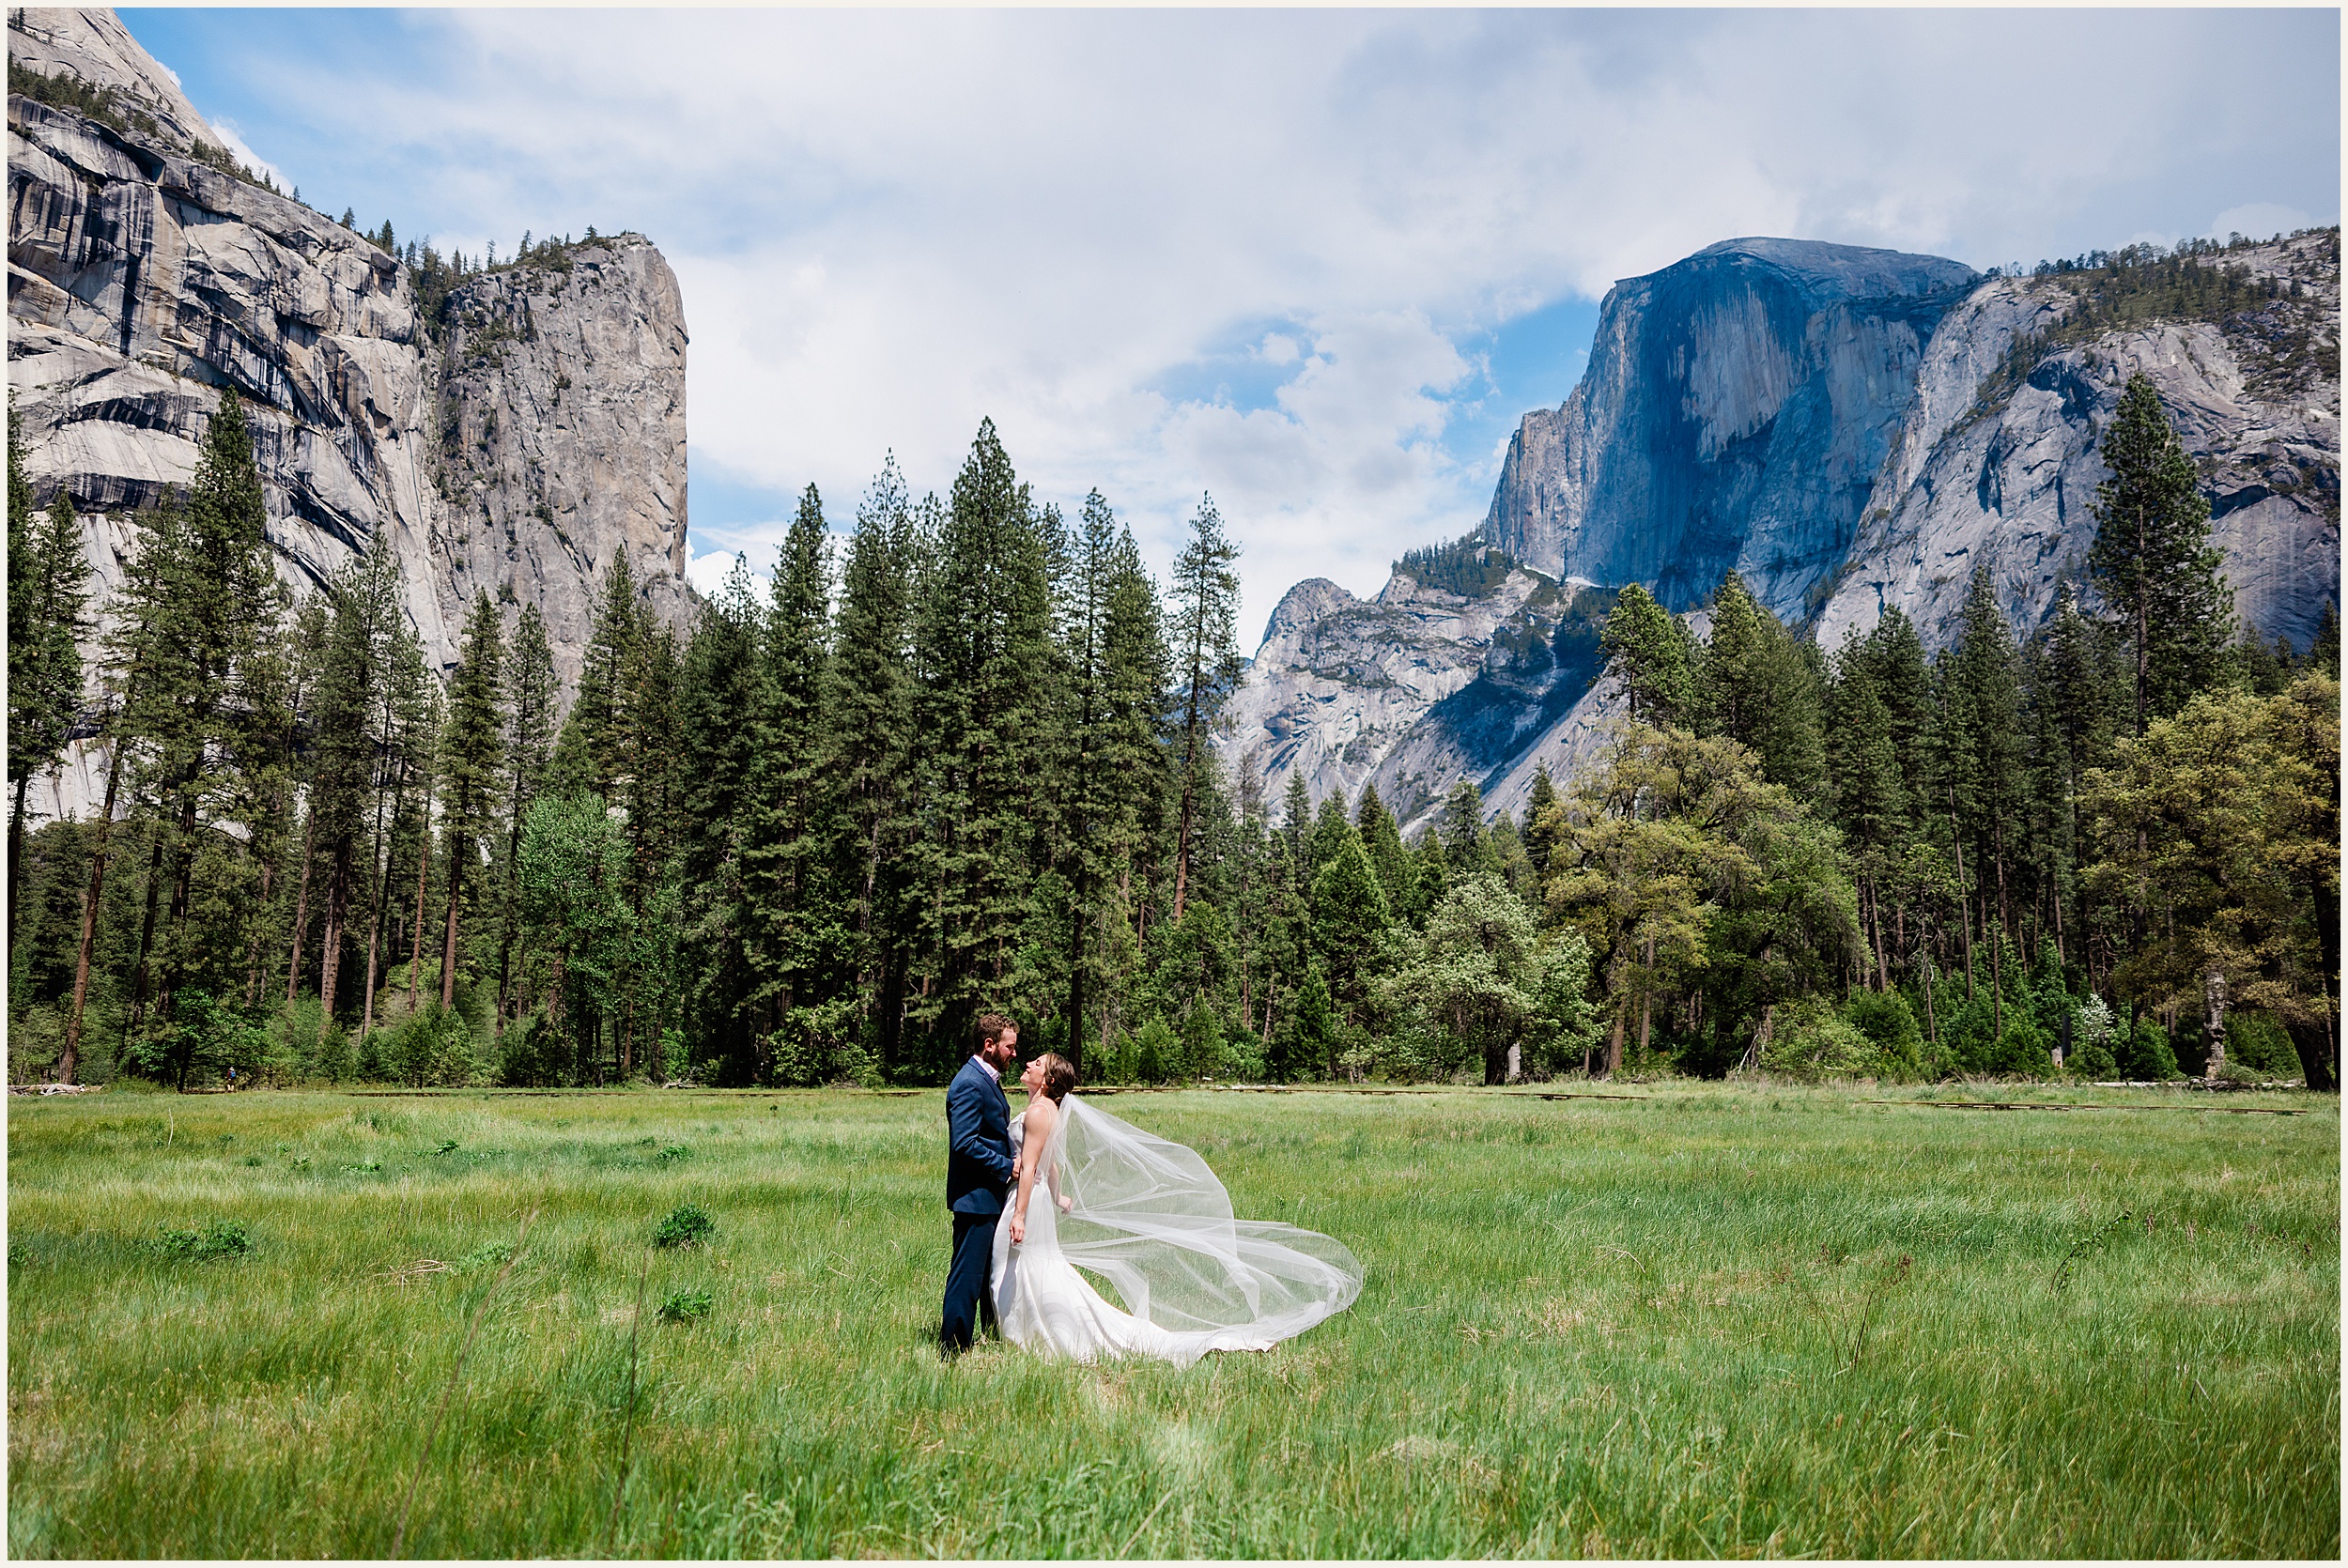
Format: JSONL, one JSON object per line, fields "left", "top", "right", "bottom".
{"left": 8, "top": 450, "right": 93, "bottom": 947}
{"left": 743, "top": 484, "right": 839, "bottom": 1072}
{"left": 302, "top": 538, "right": 404, "bottom": 1028}
{"left": 1309, "top": 788, "right": 1352, "bottom": 878}
{"left": 911, "top": 421, "right": 1058, "bottom": 1066}
{"left": 495, "top": 603, "right": 558, "bottom": 1035}
{"left": 1308, "top": 830, "right": 1390, "bottom": 1058}
{"left": 1441, "top": 780, "right": 1500, "bottom": 876}
{"left": 1286, "top": 961, "right": 1335, "bottom": 1082}
{"left": 1094, "top": 525, "right": 1173, "bottom": 1027}
{"left": 822, "top": 461, "right": 921, "bottom": 1076}
{"left": 1166, "top": 494, "right": 1242, "bottom": 922}
{"left": 1932, "top": 561, "right": 2026, "bottom": 1029}
{"left": 676, "top": 558, "right": 765, "bottom": 1080}
{"left": 1859, "top": 607, "right": 1935, "bottom": 831}
{"left": 1354, "top": 780, "right": 1415, "bottom": 915}
{"left": 1054, "top": 489, "right": 1161, "bottom": 1077}
{"left": 2089, "top": 373, "right": 2233, "bottom": 733}
{"left": 113, "top": 394, "right": 278, "bottom": 1046}
{"left": 618, "top": 623, "right": 684, "bottom": 1075}
{"left": 1280, "top": 771, "right": 1312, "bottom": 876}
{"left": 1700, "top": 571, "right": 1825, "bottom": 794}
{"left": 1522, "top": 764, "right": 1564, "bottom": 884}
{"left": 437, "top": 592, "right": 505, "bottom": 1009}
{"left": 1599, "top": 583, "right": 1696, "bottom": 724}
{"left": 1825, "top": 630, "right": 1906, "bottom": 989}
{"left": 358, "top": 624, "right": 431, "bottom": 1044}
{"left": 550, "top": 549, "right": 641, "bottom": 798}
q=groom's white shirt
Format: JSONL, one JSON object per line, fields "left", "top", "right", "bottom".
{"left": 974, "top": 1058, "right": 1000, "bottom": 1084}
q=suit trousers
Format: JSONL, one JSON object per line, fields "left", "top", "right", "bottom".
{"left": 940, "top": 1211, "right": 999, "bottom": 1354}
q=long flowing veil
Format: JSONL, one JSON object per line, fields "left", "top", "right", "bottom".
{"left": 1041, "top": 1094, "right": 1363, "bottom": 1351}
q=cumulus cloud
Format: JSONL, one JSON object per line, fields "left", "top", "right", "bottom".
{"left": 223, "top": 8, "right": 2339, "bottom": 640}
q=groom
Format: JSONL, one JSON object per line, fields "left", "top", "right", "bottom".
{"left": 940, "top": 1013, "right": 1020, "bottom": 1359}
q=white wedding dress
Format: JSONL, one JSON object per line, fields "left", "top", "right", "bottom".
{"left": 989, "top": 1094, "right": 1363, "bottom": 1367}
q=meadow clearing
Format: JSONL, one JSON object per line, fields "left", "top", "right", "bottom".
{"left": 6, "top": 1080, "right": 2338, "bottom": 1559}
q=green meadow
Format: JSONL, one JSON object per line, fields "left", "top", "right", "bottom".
{"left": 7, "top": 1082, "right": 2338, "bottom": 1559}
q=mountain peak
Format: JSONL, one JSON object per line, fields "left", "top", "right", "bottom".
{"left": 1670, "top": 236, "right": 1981, "bottom": 301}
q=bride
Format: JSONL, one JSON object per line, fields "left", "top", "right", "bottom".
{"left": 989, "top": 1053, "right": 1362, "bottom": 1366}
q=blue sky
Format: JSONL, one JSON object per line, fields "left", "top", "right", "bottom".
{"left": 118, "top": 8, "right": 2340, "bottom": 645}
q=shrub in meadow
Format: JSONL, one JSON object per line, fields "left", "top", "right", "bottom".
{"left": 1842, "top": 991, "right": 1923, "bottom": 1076}
{"left": 658, "top": 1287, "right": 713, "bottom": 1324}
{"left": 2114, "top": 1016, "right": 2183, "bottom": 1081}
{"left": 2224, "top": 1012, "right": 2302, "bottom": 1080}
{"left": 498, "top": 1011, "right": 570, "bottom": 1087}
{"left": 1133, "top": 1015, "right": 1177, "bottom": 1084}
{"left": 152, "top": 1220, "right": 251, "bottom": 1260}
{"left": 654, "top": 1204, "right": 714, "bottom": 1249}
{"left": 2067, "top": 994, "right": 2121, "bottom": 1080}
{"left": 1760, "top": 996, "right": 1875, "bottom": 1082}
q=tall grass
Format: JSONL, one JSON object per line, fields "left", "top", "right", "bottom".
{"left": 8, "top": 1083, "right": 2337, "bottom": 1558}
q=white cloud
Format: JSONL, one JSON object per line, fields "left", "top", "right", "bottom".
{"left": 686, "top": 549, "right": 748, "bottom": 598}
{"left": 243, "top": 8, "right": 2340, "bottom": 641}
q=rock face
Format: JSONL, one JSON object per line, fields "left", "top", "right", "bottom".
{"left": 7, "top": 7, "right": 692, "bottom": 795}
{"left": 1484, "top": 238, "right": 1981, "bottom": 620}
{"left": 1815, "top": 232, "right": 2341, "bottom": 653}
{"left": 1232, "top": 233, "right": 2341, "bottom": 827}
{"left": 425, "top": 246, "right": 693, "bottom": 681}
{"left": 1222, "top": 546, "right": 1607, "bottom": 833}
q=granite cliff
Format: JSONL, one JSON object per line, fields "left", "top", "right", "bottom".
{"left": 1230, "top": 233, "right": 2341, "bottom": 830}
{"left": 7, "top": 7, "right": 691, "bottom": 818}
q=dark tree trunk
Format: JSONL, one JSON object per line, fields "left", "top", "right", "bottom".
{"left": 284, "top": 813, "right": 317, "bottom": 1003}
{"left": 61, "top": 738, "right": 129, "bottom": 1084}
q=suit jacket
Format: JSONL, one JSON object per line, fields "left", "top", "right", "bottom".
{"left": 946, "top": 1056, "right": 1016, "bottom": 1216}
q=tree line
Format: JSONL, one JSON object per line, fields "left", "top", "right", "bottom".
{"left": 7, "top": 377, "right": 2338, "bottom": 1091}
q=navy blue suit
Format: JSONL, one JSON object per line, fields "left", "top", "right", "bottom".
{"left": 940, "top": 1055, "right": 1014, "bottom": 1354}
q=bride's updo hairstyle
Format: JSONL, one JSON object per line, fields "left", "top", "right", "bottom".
{"left": 1036, "top": 1053, "right": 1076, "bottom": 1103}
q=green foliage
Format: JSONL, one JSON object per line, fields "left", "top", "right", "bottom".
{"left": 452, "top": 1242, "right": 512, "bottom": 1274}
{"left": 1974, "top": 232, "right": 2340, "bottom": 417}
{"left": 9, "top": 446, "right": 95, "bottom": 852}
{"left": 497, "top": 1010, "right": 567, "bottom": 1088}
{"left": 384, "top": 1003, "right": 480, "bottom": 1089}
{"left": 2113, "top": 1016, "right": 2182, "bottom": 1082}
{"left": 1133, "top": 1014, "right": 1177, "bottom": 1084}
{"left": 8, "top": 59, "right": 164, "bottom": 141}
{"left": 1394, "top": 533, "right": 1519, "bottom": 598}
{"left": 14, "top": 380, "right": 2335, "bottom": 1099}
{"left": 1599, "top": 583, "right": 1697, "bottom": 726}
{"left": 2090, "top": 375, "right": 2234, "bottom": 730}
{"left": 657, "top": 1286, "right": 714, "bottom": 1324}
{"left": 1278, "top": 962, "right": 1335, "bottom": 1083}
{"left": 1842, "top": 991, "right": 1923, "bottom": 1075}
{"left": 2224, "top": 1012, "right": 2303, "bottom": 1080}
{"left": 151, "top": 1219, "right": 250, "bottom": 1261}
{"left": 652, "top": 1204, "right": 714, "bottom": 1250}
{"left": 1394, "top": 873, "right": 1593, "bottom": 1084}
{"left": 1758, "top": 996, "right": 1877, "bottom": 1082}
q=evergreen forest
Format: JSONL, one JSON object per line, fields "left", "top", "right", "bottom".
{"left": 8, "top": 377, "right": 2340, "bottom": 1093}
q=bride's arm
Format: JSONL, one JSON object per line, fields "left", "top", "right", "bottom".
{"left": 1010, "top": 1101, "right": 1053, "bottom": 1242}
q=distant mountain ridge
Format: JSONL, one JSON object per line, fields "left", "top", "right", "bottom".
{"left": 1228, "top": 231, "right": 2341, "bottom": 830}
